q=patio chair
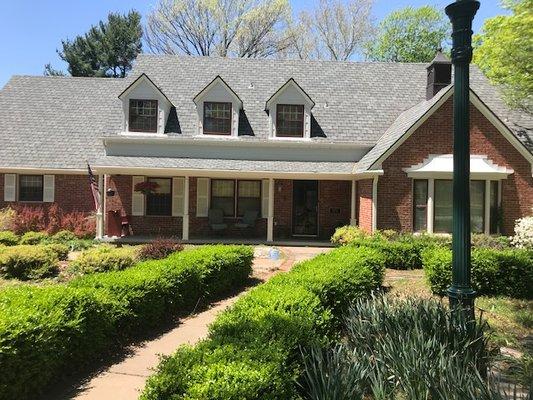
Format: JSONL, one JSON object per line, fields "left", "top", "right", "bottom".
{"left": 208, "top": 209, "right": 228, "bottom": 233}
{"left": 234, "top": 210, "right": 258, "bottom": 234}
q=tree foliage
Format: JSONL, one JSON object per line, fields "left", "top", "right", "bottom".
{"left": 289, "top": 0, "right": 373, "bottom": 61}
{"left": 53, "top": 11, "right": 142, "bottom": 77}
{"left": 473, "top": 0, "right": 533, "bottom": 113}
{"left": 365, "top": 6, "right": 448, "bottom": 63}
{"left": 145, "top": 0, "right": 293, "bottom": 58}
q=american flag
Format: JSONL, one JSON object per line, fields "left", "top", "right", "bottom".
{"left": 87, "top": 163, "right": 100, "bottom": 211}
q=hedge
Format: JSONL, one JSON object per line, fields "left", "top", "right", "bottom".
{"left": 19, "top": 231, "right": 48, "bottom": 245}
{"left": 0, "top": 245, "right": 59, "bottom": 280}
{"left": 0, "top": 231, "right": 18, "bottom": 246}
{"left": 68, "top": 245, "right": 138, "bottom": 275}
{"left": 141, "top": 246, "right": 385, "bottom": 399}
{"left": 0, "top": 245, "right": 253, "bottom": 400}
{"left": 423, "top": 247, "right": 533, "bottom": 298}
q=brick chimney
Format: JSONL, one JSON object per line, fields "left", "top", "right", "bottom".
{"left": 426, "top": 49, "right": 452, "bottom": 100}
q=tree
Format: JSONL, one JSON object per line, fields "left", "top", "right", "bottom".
{"left": 50, "top": 11, "right": 142, "bottom": 78}
{"left": 365, "top": 6, "right": 448, "bottom": 63}
{"left": 473, "top": 0, "right": 533, "bottom": 113}
{"left": 290, "top": 0, "right": 373, "bottom": 61}
{"left": 145, "top": 0, "right": 293, "bottom": 58}
{"left": 43, "top": 63, "right": 65, "bottom": 76}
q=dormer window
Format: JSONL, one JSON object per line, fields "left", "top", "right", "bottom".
{"left": 129, "top": 99, "right": 158, "bottom": 133}
{"left": 276, "top": 104, "right": 304, "bottom": 137}
{"left": 204, "top": 102, "right": 232, "bottom": 135}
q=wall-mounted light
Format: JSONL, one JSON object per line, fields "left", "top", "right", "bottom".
{"left": 106, "top": 188, "right": 116, "bottom": 197}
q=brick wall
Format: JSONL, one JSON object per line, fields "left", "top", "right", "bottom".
{"left": 273, "top": 179, "right": 292, "bottom": 239}
{"left": 357, "top": 179, "right": 373, "bottom": 233}
{"left": 378, "top": 98, "right": 533, "bottom": 235}
{"left": 318, "top": 180, "right": 351, "bottom": 239}
{"left": 0, "top": 173, "right": 94, "bottom": 213}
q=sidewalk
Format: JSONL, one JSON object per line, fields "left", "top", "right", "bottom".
{"left": 60, "top": 245, "right": 331, "bottom": 400}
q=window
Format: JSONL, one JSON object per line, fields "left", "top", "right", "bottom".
{"left": 204, "top": 102, "right": 232, "bottom": 135}
{"left": 276, "top": 104, "right": 304, "bottom": 137}
{"left": 19, "top": 175, "right": 43, "bottom": 202}
{"left": 237, "top": 181, "right": 261, "bottom": 217}
{"left": 490, "top": 181, "right": 499, "bottom": 234}
{"left": 413, "top": 180, "right": 428, "bottom": 232}
{"left": 129, "top": 99, "right": 158, "bottom": 132}
{"left": 211, "top": 180, "right": 235, "bottom": 217}
{"left": 433, "top": 179, "right": 485, "bottom": 234}
{"left": 146, "top": 178, "right": 172, "bottom": 216}
{"left": 210, "top": 179, "right": 261, "bottom": 217}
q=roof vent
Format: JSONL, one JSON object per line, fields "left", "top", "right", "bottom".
{"left": 426, "top": 49, "right": 452, "bottom": 100}
{"left": 249, "top": 82, "right": 254, "bottom": 89}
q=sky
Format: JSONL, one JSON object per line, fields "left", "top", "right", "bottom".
{"left": 0, "top": 0, "right": 507, "bottom": 88}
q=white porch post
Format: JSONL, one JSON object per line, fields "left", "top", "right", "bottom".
{"left": 96, "top": 174, "right": 105, "bottom": 239}
{"left": 484, "top": 180, "right": 491, "bottom": 235}
{"left": 267, "top": 178, "right": 274, "bottom": 242}
{"left": 427, "top": 178, "right": 435, "bottom": 234}
{"left": 183, "top": 176, "right": 190, "bottom": 241}
{"left": 350, "top": 179, "right": 357, "bottom": 226}
{"left": 371, "top": 176, "right": 378, "bottom": 232}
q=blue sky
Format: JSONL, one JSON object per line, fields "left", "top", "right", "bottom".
{"left": 0, "top": 0, "right": 506, "bottom": 88}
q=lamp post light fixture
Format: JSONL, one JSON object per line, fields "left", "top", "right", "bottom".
{"left": 445, "top": 0, "right": 480, "bottom": 320}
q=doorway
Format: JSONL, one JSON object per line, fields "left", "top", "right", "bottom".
{"left": 292, "top": 180, "right": 319, "bottom": 236}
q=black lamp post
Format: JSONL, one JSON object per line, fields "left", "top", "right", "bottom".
{"left": 445, "top": 0, "right": 480, "bottom": 319}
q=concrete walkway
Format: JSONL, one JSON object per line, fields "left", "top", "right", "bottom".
{"left": 61, "top": 245, "right": 331, "bottom": 400}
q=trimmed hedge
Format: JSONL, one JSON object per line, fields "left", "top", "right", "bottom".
{"left": 68, "top": 245, "right": 137, "bottom": 275}
{"left": 0, "top": 245, "right": 59, "bottom": 280}
{"left": 0, "top": 245, "right": 253, "bottom": 400}
{"left": 141, "top": 246, "right": 385, "bottom": 399}
{"left": 19, "top": 231, "right": 48, "bottom": 245}
{"left": 423, "top": 247, "right": 533, "bottom": 298}
{"left": 0, "top": 231, "right": 18, "bottom": 246}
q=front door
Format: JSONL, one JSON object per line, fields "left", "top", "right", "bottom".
{"left": 292, "top": 180, "right": 318, "bottom": 236}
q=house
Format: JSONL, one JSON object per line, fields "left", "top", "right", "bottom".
{"left": 0, "top": 52, "right": 532, "bottom": 242}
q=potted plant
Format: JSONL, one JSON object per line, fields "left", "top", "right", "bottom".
{"left": 134, "top": 181, "right": 159, "bottom": 195}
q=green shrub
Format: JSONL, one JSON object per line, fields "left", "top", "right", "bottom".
{"left": 141, "top": 246, "right": 385, "bottom": 400}
{"left": 0, "top": 231, "right": 19, "bottom": 246}
{"left": 0, "top": 245, "right": 252, "bottom": 400}
{"left": 423, "top": 247, "right": 533, "bottom": 298}
{"left": 0, "top": 208, "right": 15, "bottom": 231}
{"left": 51, "top": 230, "right": 78, "bottom": 243}
{"left": 300, "top": 296, "right": 494, "bottom": 400}
{"left": 0, "top": 245, "right": 59, "bottom": 280}
{"left": 43, "top": 243, "right": 70, "bottom": 261}
{"left": 138, "top": 238, "right": 184, "bottom": 260}
{"left": 471, "top": 233, "right": 511, "bottom": 250}
{"left": 19, "top": 231, "right": 48, "bottom": 245}
{"left": 331, "top": 225, "right": 368, "bottom": 246}
{"left": 68, "top": 246, "right": 137, "bottom": 275}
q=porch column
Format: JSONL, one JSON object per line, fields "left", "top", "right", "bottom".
{"left": 371, "top": 176, "right": 378, "bottom": 232}
{"left": 182, "top": 176, "right": 190, "bottom": 241}
{"left": 484, "top": 180, "right": 491, "bottom": 235}
{"left": 427, "top": 179, "right": 435, "bottom": 234}
{"left": 96, "top": 174, "right": 105, "bottom": 239}
{"left": 350, "top": 179, "right": 357, "bottom": 226}
{"left": 267, "top": 178, "right": 274, "bottom": 242}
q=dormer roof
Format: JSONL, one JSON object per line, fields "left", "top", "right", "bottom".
{"left": 118, "top": 73, "right": 173, "bottom": 105}
{"left": 265, "top": 78, "right": 315, "bottom": 110}
{"left": 193, "top": 75, "right": 243, "bottom": 107}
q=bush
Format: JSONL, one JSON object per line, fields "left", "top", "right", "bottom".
{"left": 138, "top": 238, "right": 184, "bottom": 261}
{"left": 471, "top": 233, "right": 511, "bottom": 250}
{"left": 43, "top": 243, "right": 70, "bottom": 261}
{"left": 0, "top": 231, "right": 19, "bottom": 246}
{"left": 0, "top": 208, "right": 16, "bottom": 231}
{"left": 331, "top": 225, "right": 368, "bottom": 246}
{"left": 0, "top": 245, "right": 253, "bottom": 400}
{"left": 141, "top": 246, "right": 385, "bottom": 399}
{"left": 68, "top": 246, "right": 137, "bottom": 275}
{"left": 300, "top": 296, "right": 497, "bottom": 400}
{"left": 0, "top": 245, "right": 59, "bottom": 280}
{"left": 19, "top": 231, "right": 48, "bottom": 245}
{"left": 51, "top": 230, "right": 78, "bottom": 243}
{"left": 423, "top": 247, "right": 533, "bottom": 298}
{"left": 512, "top": 214, "right": 533, "bottom": 249}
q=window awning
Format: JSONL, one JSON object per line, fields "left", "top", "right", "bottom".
{"left": 404, "top": 154, "right": 514, "bottom": 180}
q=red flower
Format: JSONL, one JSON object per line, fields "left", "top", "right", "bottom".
{"left": 134, "top": 181, "right": 159, "bottom": 195}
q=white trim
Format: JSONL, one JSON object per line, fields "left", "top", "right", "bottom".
{"left": 182, "top": 176, "right": 190, "bottom": 240}
{"left": 265, "top": 78, "right": 315, "bottom": 110}
{"left": 484, "top": 180, "right": 491, "bottom": 235}
{"left": 118, "top": 73, "right": 170, "bottom": 102}
{"left": 350, "top": 179, "right": 357, "bottom": 226}
{"left": 3, "top": 174, "right": 16, "bottom": 202}
{"left": 427, "top": 178, "right": 435, "bottom": 234}
{"left": 372, "top": 176, "right": 378, "bottom": 232}
{"left": 96, "top": 174, "right": 104, "bottom": 239}
{"left": 43, "top": 175, "right": 55, "bottom": 202}
{"left": 0, "top": 168, "right": 86, "bottom": 175}
{"left": 131, "top": 176, "right": 145, "bottom": 216}
{"left": 267, "top": 178, "right": 274, "bottom": 242}
{"left": 172, "top": 177, "right": 185, "bottom": 217}
{"left": 193, "top": 76, "right": 243, "bottom": 107}
{"left": 196, "top": 177, "right": 210, "bottom": 217}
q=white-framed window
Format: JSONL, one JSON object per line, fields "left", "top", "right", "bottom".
{"left": 210, "top": 179, "right": 261, "bottom": 218}
{"left": 19, "top": 175, "right": 44, "bottom": 202}
{"left": 129, "top": 99, "right": 158, "bottom": 133}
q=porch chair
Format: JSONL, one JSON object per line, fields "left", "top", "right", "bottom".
{"left": 234, "top": 210, "right": 258, "bottom": 235}
{"left": 208, "top": 209, "right": 228, "bottom": 233}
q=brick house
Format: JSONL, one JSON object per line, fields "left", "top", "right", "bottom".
{"left": 0, "top": 53, "right": 531, "bottom": 242}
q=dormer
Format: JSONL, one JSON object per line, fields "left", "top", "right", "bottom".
{"left": 266, "top": 78, "right": 315, "bottom": 139}
{"left": 118, "top": 73, "right": 173, "bottom": 135}
{"left": 193, "top": 76, "right": 242, "bottom": 137}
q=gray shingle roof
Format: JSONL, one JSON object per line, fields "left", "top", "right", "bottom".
{"left": 0, "top": 55, "right": 531, "bottom": 172}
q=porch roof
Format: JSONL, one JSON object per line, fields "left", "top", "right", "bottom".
{"left": 91, "top": 155, "right": 362, "bottom": 179}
